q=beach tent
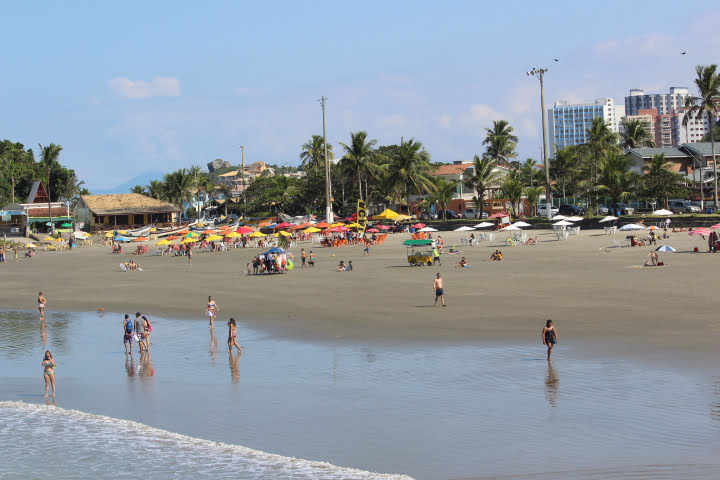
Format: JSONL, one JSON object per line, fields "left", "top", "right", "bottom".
{"left": 373, "top": 208, "right": 399, "bottom": 220}
{"left": 393, "top": 214, "right": 413, "bottom": 221}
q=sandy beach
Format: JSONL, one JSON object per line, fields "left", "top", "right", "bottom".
{"left": 2, "top": 227, "right": 719, "bottom": 362}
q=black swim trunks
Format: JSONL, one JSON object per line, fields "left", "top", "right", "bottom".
{"left": 435, "top": 288, "right": 444, "bottom": 296}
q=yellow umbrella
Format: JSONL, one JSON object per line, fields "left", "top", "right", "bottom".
{"left": 303, "top": 227, "right": 321, "bottom": 233}
{"left": 44, "top": 237, "right": 54, "bottom": 242}
{"left": 55, "top": 237, "right": 65, "bottom": 242}
{"left": 105, "top": 232, "right": 114, "bottom": 238}
{"left": 155, "top": 239, "right": 173, "bottom": 246}
{"left": 224, "top": 232, "right": 242, "bottom": 238}
{"left": 181, "top": 237, "right": 200, "bottom": 244}
{"left": 345, "top": 222, "right": 360, "bottom": 228}
{"left": 205, "top": 234, "right": 223, "bottom": 241}
{"left": 373, "top": 208, "right": 398, "bottom": 220}
{"left": 26, "top": 243, "right": 37, "bottom": 248}
{"left": 249, "top": 231, "right": 266, "bottom": 238}
{"left": 277, "top": 230, "right": 292, "bottom": 237}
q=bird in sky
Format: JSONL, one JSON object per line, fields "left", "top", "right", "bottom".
{"left": 681, "top": 51, "right": 686, "bottom": 55}
{"left": 554, "top": 58, "right": 559, "bottom": 62}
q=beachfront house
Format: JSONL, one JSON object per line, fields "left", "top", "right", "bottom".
{"left": 0, "top": 203, "right": 29, "bottom": 237}
{"left": 74, "top": 193, "right": 182, "bottom": 230}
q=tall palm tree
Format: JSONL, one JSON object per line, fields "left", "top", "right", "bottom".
{"left": 146, "top": 179, "right": 165, "bottom": 200}
{"left": 586, "top": 118, "right": 619, "bottom": 208}
{"left": 339, "top": 131, "right": 380, "bottom": 200}
{"left": 130, "top": 185, "right": 147, "bottom": 195}
{"left": 300, "top": 134, "right": 334, "bottom": 172}
{"left": 683, "top": 64, "right": 720, "bottom": 207}
{"left": 620, "top": 118, "right": 655, "bottom": 150}
{"left": 464, "top": 155, "right": 504, "bottom": 217}
{"left": 524, "top": 186, "right": 545, "bottom": 217}
{"left": 483, "top": 120, "right": 518, "bottom": 167}
{"left": 162, "top": 169, "right": 194, "bottom": 212}
{"left": 596, "top": 151, "right": 640, "bottom": 208}
{"left": 499, "top": 178, "right": 523, "bottom": 216}
{"left": 430, "top": 177, "right": 457, "bottom": 220}
{"left": 382, "top": 138, "right": 435, "bottom": 211}
{"left": 38, "top": 143, "right": 63, "bottom": 232}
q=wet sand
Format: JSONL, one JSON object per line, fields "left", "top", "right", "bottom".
{"left": 1, "top": 228, "right": 719, "bottom": 363}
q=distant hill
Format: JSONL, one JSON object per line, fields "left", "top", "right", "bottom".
{"left": 92, "top": 171, "right": 165, "bottom": 195}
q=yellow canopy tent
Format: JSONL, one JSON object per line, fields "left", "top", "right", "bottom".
{"left": 373, "top": 208, "right": 399, "bottom": 220}
{"left": 303, "top": 227, "right": 321, "bottom": 233}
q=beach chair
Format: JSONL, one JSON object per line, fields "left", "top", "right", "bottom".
{"left": 120, "top": 263, "right": 129, "bottom": 272}
{"left": 569, "top": 227, "right": 580, "bottom": 235}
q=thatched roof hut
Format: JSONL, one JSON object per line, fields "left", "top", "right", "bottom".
{"left": 75, "top": 194, "right": 182, "bottom": 229}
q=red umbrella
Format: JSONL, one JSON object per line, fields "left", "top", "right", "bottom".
{"left": 315, "top": 222, "right": 330, "bottom": 228}
{"left": 167, "top": 235, "right": 181, "bottom": 240}
{"left": 236, "top": 226, "right": 254, "bottom": 234}
{"left": 689, "top": 228, "right": 712, "bottom": 235}
{"left": 275, "top": 222, "right": 294, "bottom": 229}
{"left": 377, "top": 225, "right": 391, "bottom": 229}
{"left": 366, "top": 228, "right": 379, "bottom": 233}
{"left": 411, "top": 223, "right": 426, "bottom": 229}
{"left": 490, "top": 212, "right": 509, "bottom": 218}
{"left": 345, "top": 213, "right": 358, "bottom": 221}
{"left": 711, "top": 224, "right": 720, "bottom": 229}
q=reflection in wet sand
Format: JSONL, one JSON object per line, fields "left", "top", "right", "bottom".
{"left": 40, "top": 320, "right": 47, "bottom": 347}
{"left": 209, "top": 329, "right": 218, "bottom": 365}
{"left": 712, "top": 376, "right": 720, "bottom": 423}
{"left": 545, "top": 361, "right": 559, "bottom": 407}
{"left": 228, "top": 352, "right": 241, "bottom": 383}
{"left": 125, "top": 354, "right": 136, "bottom": 377}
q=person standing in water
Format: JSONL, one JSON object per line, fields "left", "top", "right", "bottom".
{"left": 542, "top": 319, "right": 558, "bottom": 360}
{"left": 42, "top": 350, "right": 56, "bottom": 397}
{"left": 206, "top": 296, "right": 219, "bottom": 328}
{"left": 227, "top": 318, "right": 242, "bottom": 353}
{"left": 38, "top": 292, "right": 47, "bottom": 320}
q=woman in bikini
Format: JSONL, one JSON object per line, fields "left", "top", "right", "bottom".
{"left": 38, "top": 292, "right": 47, "bottom": 320}
{"left": 42, "top": 350, "right": 56, "bottom": 397}
{"left": 541, "top": 319, "right": 558, "bottom": 360}
{"left": 227, "top": 318, "right": 242, "bottom": 353}
{"left": 206, "top": 296, "right": 219, "bottom": 328}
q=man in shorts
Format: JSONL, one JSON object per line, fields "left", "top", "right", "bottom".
{"left": 434, "top": 273, "right": 446, "bottom": 307}
{"left": 134, "top": 312, "right": 147, "bottom": 352}
{"left": 123, "top": 314, "right": 134, "bottom": 354}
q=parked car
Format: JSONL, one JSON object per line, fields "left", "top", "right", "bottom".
{"left": 668, "top": 200, "right": 702, "bottom": 214}
{"left": 610, "top": 203, "right": 634, "bottom": 215}
{"left": 598, "top": 204, "right": 609, "bottom": 215}
{"left": 437, "top": 210, "right": 461, "bottom": 219}
{"left": 558, "top": 204, "right": 585, "bottom": 216}
{"left": 537, "top": 204, "right": 559, "bottom": 216}
{"left": 461, "top": 208, "right": 489, "bottom": 219}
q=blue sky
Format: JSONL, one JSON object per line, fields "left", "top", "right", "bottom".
{"left": 2, "top": 1, "right": 719, "bottom": 190}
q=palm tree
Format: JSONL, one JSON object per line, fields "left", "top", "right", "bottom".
{"left": 596, "top": 151, "right": 640, "bottom": 209}
{"left": 162, "top": 169, "right": 194, "bottom": 213}
{"left": 38, "top": 143, "right": 63, "bottom": 233}
{"left": 499, "top": 178, "right": 523, "bottom": 216}
{"left": 382, "top": 138, "right": 435, "bottom": 211}
{"left": 641, "top": 153, "right": 687, "bottom": 208}
{"left": 483, "top": 120, "right": 518, "bottom": 166}
{"left": 683, "top": 64, "right": 720, "bottom": 207}
{"left": 339, "top": 131, "right": 380, "bottom": 200}
{"left": 620, "top": 118, "right": 655, "bottom": 150}
{"left": 586, "top": 118, "right": 619, "bottom": 208}
{"left": 430, "top": 177, "right": 458, "bottom": 220}
{"left": 130, "top": 185, "right": 147, "bottom": 195}
{"left": 464, "top": 155, "right": 504, "bottom": 217}
{"left": 146, "top": 179, "right": 165, "bottom": 200}
{"left": 550, "top": 146, "right": 579, "bottom": 201}
{"left": 524, "top": 186, "right": 545, "bottom": 216}
{"left": 300, "top": 135, "right": 334, "bottom": 172}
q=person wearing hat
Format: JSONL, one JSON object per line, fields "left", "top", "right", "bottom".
{"left": 134, "top": 312, "right": 147, "bottom": 352}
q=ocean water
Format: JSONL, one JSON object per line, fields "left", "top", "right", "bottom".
{"left": 1, "top": 310, "right": 719, "bottom": 480}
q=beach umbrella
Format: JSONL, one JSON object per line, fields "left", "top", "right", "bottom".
{"left": 186, "top": 231, "right": 200, "bottom": 237}
{"left": 274, "top": 222, "right": 294, "bottom": 229}
{"left": 132, "top": 236, "right": 149, "bottom": 242}
{"left": 277, "top": 230, "right": 292, "bottom": 237}
{"left": 598, "top": 216, "right": 618, "bottom": 223}
{"left": 303, "top": 227, "right": 321, "bottom": 233}
{"left": 61, "top": 222, "right": 72, "bottom": 227}
{"left": 501, "top": 225, "right": 522, "bottom": 231}
{"left": 647, "top": 225, "right": 660, "bottom": 230}
{"left": 474, "top": 222, "right": 494, "bottom": 228}
{"left": 454, "top": 226, "right": 476, "bottom": 231}
{"left": 315, "top": 222, "right": 330, "bottom": 228}
{"left": 155, "top": 239, "right": 173, "bottom": 246}
{"left": 114, "top": 236, "right": 131, "bottom": 242}
{"left": 653, "top": 209, "right": 674, "bottom": 216}
{"left": 181, "top": 237, "right": 200, "bottom": 243}
{"left": 225, "top": 231, "right": 242, "bottom": 238}
{"left": 249, "top": 231, "right": 266, "bottom": 238}
{"left": 345, "top": 222, "right": 361, "bottom": 228}
{"left": 178, "top": 229, "right": 190, "bottom": 235}
{"left": 205, "top": 234, "right": 223, "bottom": 241}
{"left": 366, "top": 228, "right": 380, "bottom": 233}
{"left": 565, "top": 216, "right": 584, "bottom": 222}
{"left": 377, "top": 225, "right": 392, "bottom": 229}
{"left": 513, "top": 221, "right": 532, "bottom": 227}
{"left": 418, "top": 227, "right": 438, "bottom": 232}
{"left": 710, "top": 224, "right": 720, "bottom": 229}
{"left": 44, "top": 237, "right": 54, "bottom": 242}
{"left": 411, "top": 223, "right": 426, "bottom": 229}
{"left": 689, "top": 228, "right": 712, "bottom": 235}
{"left": 393, "top": 214, "right": 413, "bottom": 221}
{"left": 553, "top": 220, "right": 574, "bottom": 226}
{"left": 237, "top": 226, "right": 254, "bottom": 234}
{"left": 167, "top": 235, "right": 181, "bottom": 240}
{"left": 326, "top": 226, "right": 344, "bottom": 232}
{"left": 202, "top": 229, "right": 218, "bottom": 234}
{"left": 550, "top": 215, "right": 567, "bottom": 221}
{"left": 655, "top": 245, "right": 676, "bottom": 252}
{"left": 490, "top": 212, "right": 509, "bottom": 218}
{"left": 372, "top": 208, "right": 399, "bottom": 220}
{"left": 104, "top": 232, "right": 114, "bottom": 238}
{"left": 619, "top": 224, "right": 647, "bottom": 231}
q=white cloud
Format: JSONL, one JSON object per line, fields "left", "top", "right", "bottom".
{"left": 377, "top": 114, "right": 407, "bottom": 128}
{"left": 439, "top": 113, "right": 452, "bottom": 128}
{"left": 593, "top": 34, "right": 673, "bottom": 59}
{"left": 108, "top": 76, "right": 181, "bottom": 98}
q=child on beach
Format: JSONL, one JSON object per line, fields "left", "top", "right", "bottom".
{"left": 308, "top": 251, "right": 315, "bottom": 267}
{"left": 42, "top": 350, "right": 56, "bottom": 397}
{"left": 227, "top": 318, "right": 242, "bottom": 353}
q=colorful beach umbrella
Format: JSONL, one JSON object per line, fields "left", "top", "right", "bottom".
{"left": 655, "top": 245, "right": 676, "bottom": 252}
{"left": 249, "top": 231, "right": 266, "bottom": 238}
{"left": 167, "top": 235, "right": 181, "bottom": 240}
{"left": 314, "top": 222, "right": 330, "bottom": 229}
{"left": 132, "top": 236, "right": 149, "bottom": 242}
{"left": 205, "top": 234, "right": 223, "bottom": 241}
{"left": 61, "top": 223, "right": 72, "bottom": 227}
{"left": 181, "top": 237, "right": 200, "bottom": 243}
{"left": 155, "top": 239, "right": 173, "bottom": 246}
{"left": 236, "top": 226, "right": 254, "bottom": 234}
{"left": 224, "top": 231, "right": 242, "bottom": 238}
{"left": 366, "top": 228, "right": 379, "bottom": 233}
{"left": 303, "top": 227, "right": 321, "bottom": 233}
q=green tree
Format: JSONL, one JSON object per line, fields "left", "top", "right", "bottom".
{"left": 550, "top": 146, "right": 581, "bottom": 200}
{"left": 146, "top": 179, "right": 165, "bottom": 200}
{"left": 382, "top": 138, "right": 435, "bottom": 211}
{"left": 595, "top": 151, "right": 640, "bottom": 208}
{"left": 0, "top": 144, "right": 31, "bottom": 204}
{"left": 300, "top": 134, "right": 334, "bottom": 172}
{"left": 430, "top": 177, "right": 457, "bottom": 220}
{"left": 339, "top": 131, "right": 381, "bottom": 200}
{"left": 38, "top": 143, "right": 63, "bottom": 232}
{"left": 162, "top": 169, "right": 194, "bottom": 209}
{"left": 464, "top": 155, "right": 504, "bottom": 217}
{"left": 499, "top": 178, "right": 523, "bottom": 216}
{"left": 620, "top": 118, "right": 655, "bottom": 150}
{"left": 684, "top": 64, "right": 720, "bottom": 206}
{"left": 638, "top": 154, "right": 689, "bottom": 208}
{"left": 130, "top": 185, "right": 147, "bottom": 195}
{"left": 483, "top": 120, "right": 518, "bottom": 167}
{"left": 586, "top": 118, "right": 619, "bottom": 208}
{"left": 524, "top": 186, "right": 544, "bottom": 216}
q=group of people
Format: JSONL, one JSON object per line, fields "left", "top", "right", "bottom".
{"left": 251, "top": 251, "right": 290, "bottom": 274}
{"left": 299, "top": 248, "right": 316, "bottom": 267}
{"left": 336, "top": 260, "right": 353, "bottom": 271}
{"left": 123, "top": 312, "right": 153, "bottom": 354}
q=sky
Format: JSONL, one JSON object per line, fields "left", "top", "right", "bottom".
{"left": 2, "top": 1, "right": 719, "bottom": 190}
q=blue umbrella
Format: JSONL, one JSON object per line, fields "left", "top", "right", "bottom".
{"left": 655, "top": 245, "right": 676, "bottom": 252}
{"left": 114, "top": 236, "right": 131, "bottom": 242}
{"left": 263, "top": 247, "right": 286, "bottom": 255}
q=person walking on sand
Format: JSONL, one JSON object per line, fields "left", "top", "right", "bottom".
{"left": 434, "top": 273, "right": 446, "bottom": 307}
{"left": 42, "top": 350, "right": 56, "bottom": 397}
{"left": 187, "top": 245, "right": 193, "bottom": 266}
{"left": 206, "top": 296, "right": 219, "bottom": 328}
{"left": 432, "top": 246, "right": 441, "bottom": 266}
{"left": 542, "top": 319, "right": 558, "bottom": 360}
{"left": 38, "top": 292, "right": 47, "bottom": 320}
{"left": 227, "top": 318, "right": 242, "bottom": 353}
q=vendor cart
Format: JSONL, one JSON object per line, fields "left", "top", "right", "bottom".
{"left": 403, "top": 239, "right": 434, "bottom": 266}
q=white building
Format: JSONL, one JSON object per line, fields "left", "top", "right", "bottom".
{"left": 625, "top": 87, "right": 690, "bottom": 116}
{"left": 549, "top": 98, "right": 623, "bottom": 151}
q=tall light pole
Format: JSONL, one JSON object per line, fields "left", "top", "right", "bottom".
{"left": 239, "top": 145, "right": 247, "bottom": 217}
{"left": 527, "top": 67, "right": 552, "bottom": 218}
{"left": 320, "top": 96, "right": 334, "bottom": 223}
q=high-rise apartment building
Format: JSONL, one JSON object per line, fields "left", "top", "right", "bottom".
{"left": 549, "top": 98, "right": 622, "bottom": 151}
{"left": 625, "top": 87, "right": 690, "bottom": 116}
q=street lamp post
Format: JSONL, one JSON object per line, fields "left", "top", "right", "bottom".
{"left": 320, "top": 96, "right": 334, "bottom": 223}
{"left": 527, "top": 67, "right": 551, "bottom": 219}
{"left": 239, "top": 145, "right": 247, "bottom": 217}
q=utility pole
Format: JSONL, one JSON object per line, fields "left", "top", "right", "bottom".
{"left": 527, "top": 67, "right": 551, "bottom": 218}
{"left": 320, "top": 96, "right": 334, "bottom": 223}
{"left": 239, "top": 145, "right": 246, "bottom": 217}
